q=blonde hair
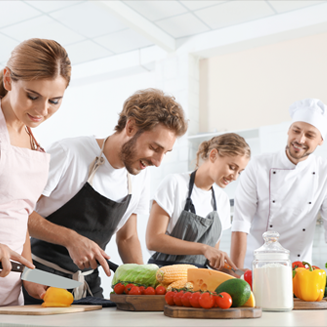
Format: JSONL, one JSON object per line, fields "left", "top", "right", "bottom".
{"left": 0, "top": 38, "right": 71, "bottom": 97}
{"left": 196, "top": 133, "right": 251, "bottom": 168}
{"left": 115, "top": 88, "right": 188, "bottom": 137}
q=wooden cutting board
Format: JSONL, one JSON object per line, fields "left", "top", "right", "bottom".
{"left": 110, "top": 294, "right": 165, "bottom": 311}
{"left": 164, "top": 305, "right": 262, "bottom": 319}
{"left": 0, "top": 304, "right": 102, "bottom": 315}
{"left": 293, "top": 298, "right": 327, "bottom": 310}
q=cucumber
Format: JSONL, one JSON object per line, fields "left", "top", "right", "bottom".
{"left": 215, "top": 279, "right": 251, "bottom": 307}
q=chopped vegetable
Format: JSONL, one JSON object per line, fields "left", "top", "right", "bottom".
{"left": 42, "top": 287, "right": 73, "bottom": 307}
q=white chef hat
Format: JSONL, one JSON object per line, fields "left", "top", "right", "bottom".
{"left": 289, "top": 98, "right": 327, "bottom": 140}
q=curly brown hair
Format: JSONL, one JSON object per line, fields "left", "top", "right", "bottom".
{"left": 196, "top": 133, "right": 251, "bottom": 168}
{"left": 115, "top": 88, "right": 188, "bottom": 136}
{"left": 0, "top": 38, "right": 71, "bottom": 97}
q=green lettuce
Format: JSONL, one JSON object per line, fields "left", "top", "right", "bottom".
{"left": 112, "top": 264, "right": 159, "bottom": 287}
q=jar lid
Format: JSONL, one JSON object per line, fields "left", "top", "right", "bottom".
{"left": 254, "top": 231, "right": 290, "bottom": 259}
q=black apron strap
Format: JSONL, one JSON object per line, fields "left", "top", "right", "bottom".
{"left": 184, "top": 170, "right": 217, "bottom": 213}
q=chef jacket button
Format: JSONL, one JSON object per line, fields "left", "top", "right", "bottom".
{"left": 270, "top": 225, "right": 273, "bottom": 228}
{"left": 309, "top": 202, "right": 312, "bottom": 204}
{"left": 297, "top": 254, "right": 300, "bottom": 257}
{"left": 303, "top": 229, "right": 305, "bottom": 231}
{"left": 273, "top": 171, "right": 276, "bottom": 174}
{"left": 272, "top": 200, "right": 275, "bottom": 203}
{"left": 313, "top": 172, "right": 315, "bottom": 174}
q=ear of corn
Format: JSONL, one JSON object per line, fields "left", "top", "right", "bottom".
{"left": 156, "top": 264, "right": 197, "bottom": 284}
{"left": 166, "top": 279, "right": 193, "bottom": 292}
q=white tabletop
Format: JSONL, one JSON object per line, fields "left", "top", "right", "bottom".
{"left": 1, "top": 308, "right": 327, "bottom": 327}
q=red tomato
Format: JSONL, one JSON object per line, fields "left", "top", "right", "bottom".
{"left": 165, "top": 291, "right": 175, "bottom": 306}
{"left": 144, "top": 287, "right": 156, "bottom": 295}
{"left": 213, "top": 294, "right": 219, "bottom": 308}
{"left": 124, "top": 283, "right": 135, "bottom": 294}
{"left": 244, "top": 270, "right": 253, "bottom": 290}
{"left": 189, "top": 292, "right": 201, "bottom": 308}
{"left": 292, "top": 261, "right": 305, "bottom": 270}
{"left": 129, "top": 286, "right": 141, "bottom": 295}
{"left": 173, "top": 291, "right": 184, "bottom": 306}
{"left": 181, "top": 292, "right": 192, "bottom": 307}
{"left": 155, "top": 286, "right": 166, "bottom": 295}
{"left": 139, "top": 286, "right": 146, "bottom": 295}
{"left": 312, "top": 265, "right": 320, "bottom": 270}
{"left": 216, "top": 292, "right": 232, "bottom": 309}
{"left": 199, "top": 292, "right": 215, "bottom": 309}
{"left": 113, "top": 283, "right": 125, "bottom": 294}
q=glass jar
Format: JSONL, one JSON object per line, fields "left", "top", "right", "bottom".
{"left": 252, "top": 231, "right": 293, "bottom": 312}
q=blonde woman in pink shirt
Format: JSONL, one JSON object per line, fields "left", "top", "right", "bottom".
{"left": 0, "top": 39, "right": 71, "bottom": 306}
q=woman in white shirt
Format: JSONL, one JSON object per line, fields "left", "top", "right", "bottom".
{"left": 146, "top": 133, "right": 250, "bottom": 269}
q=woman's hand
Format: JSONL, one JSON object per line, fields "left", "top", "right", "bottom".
{"left": 23, "top": 280, "right": 48, "bottom": 300}
{"left": 0, "top": 243, "right": 35, "bottom": 278}
{"left": 202, "top": 245, "right": 236, "bottom": 270}
{"left": 66, "top": 232, "right": 111, "bottom": 276}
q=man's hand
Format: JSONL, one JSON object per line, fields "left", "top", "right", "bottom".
{"left": 202, "top": 245, "right": 237, "bottom": 270}
{"left": 66, "top": 232, "right": 111, "bottom": 276}
{"left": 23, "top": 280, "right": 48, "bottom": 300}
{"left": 0, "top": 243, "right": 35, "bottom": 278}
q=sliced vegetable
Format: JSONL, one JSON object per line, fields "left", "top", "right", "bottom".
{"left": 42, "top": 287, "right": 73, "bottom": 307}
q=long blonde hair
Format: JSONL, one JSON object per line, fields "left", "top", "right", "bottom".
{"left": 0, "top": 38, "right": 71, "bottom": 97}
{"left": 196, "top": 133, "right": 251, "bottom": 168}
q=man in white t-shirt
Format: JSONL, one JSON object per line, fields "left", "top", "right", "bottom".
{"left": 24, "top": 89, "right": 188, "bottom": 302}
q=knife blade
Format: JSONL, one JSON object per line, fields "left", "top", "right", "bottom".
{"left": 0, "top": 261, "right": 82, "bottom": 289}
{"left": 223, "top": 262, "right": 244, "bottom": 276}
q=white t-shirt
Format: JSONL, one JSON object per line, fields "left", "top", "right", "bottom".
{"left": 153, "top": 172, "right": 231, "bottom": 244}
{"left": 36, "top": 136, "right": 150, "bottom": 233}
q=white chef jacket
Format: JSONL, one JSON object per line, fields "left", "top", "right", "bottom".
{"left": 232, "top": 149, "right": 327, "bottom": 268}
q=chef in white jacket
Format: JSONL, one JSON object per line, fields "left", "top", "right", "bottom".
{"left": 231, "top": 98, "right": 327, "bottom": 268}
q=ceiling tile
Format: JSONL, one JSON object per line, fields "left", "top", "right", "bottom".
{"left": 268, "top": 0, "right": 326, "bottom": 14}
{"left": 124, "top": 0, "right": 187, "bottom": 21}
{"left": 64, "top": 40, "right": 113, "bottom": 65}
{"left": 50, "top": 2, "right": 127, "bottom": 39}
{"left": 1, "top": 16, "right": 85, "bottom": 46}
{"left": 0, "top": 34, "right": 19, "bottom": 63}
{"left": 194, "top": 0, "right": 275, "bottom": 30}
{"left": 94, "top": 29, "right": 153, "bottom": 54}
{"left": 180, "top": 0, "right": 227, "bottom": 11}
{"left": 156, "top": 13, "right": 210, "bottom": 38}
{"left": 25, "top": 0, "right": 83, "bottom": 13}
{"left": 0, "top": 0, "right": 41, "bottom": 28}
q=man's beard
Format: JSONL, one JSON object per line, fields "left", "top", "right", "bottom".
{"left": 286, "top": 143, "right": 312, "bottom": 161}
{"left": 120, "top": 132, "right": 152, "bottom": 175}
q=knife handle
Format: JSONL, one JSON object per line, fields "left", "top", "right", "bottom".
{"left": 0, "top": 261, "right": 25, "bottom": 272}
{"left": 95, "top": 259, "right": 119, "bottom": 272}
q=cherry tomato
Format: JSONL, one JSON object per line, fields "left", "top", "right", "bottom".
{"left": 181, "top": 292, "right": 192, "bottom": 307}
{"left": 129, "top": 286, "right": 141, "bottom": 295}
{"left": 199, "top": 292, "right": 215, "bottom": 309}
{"left": 243, "top": 270, "right": 252, "bottom": 290}
{"left": 189, "top": 292, "right": 201, "bottom": 308}
{"left": 144, "top": 287, "right": 156, "bottom": 295}
{"left": 213, "top": 294, "right": 219, "bottom": 308}
{"left": 292, "top": 261, "right": 305, "bottom": 270}
{"left": 139, "top": 286, "right": 146, "bottom": 294}
{"left": 124, "top": 283, "right": 135, "bottom": 294}
{"left": 155, "top": 286, "right": 166, "bottom": 295}
{"left": 215, "top": 292, "right": 232, "bottom": 309}
{"left": 165, "top": 291, "right": 175, "bottom": 306}
{"left": 173, "top": 290, "right": 184, "bottom": 306}
{"left": 113, "top": 283, "right": 125, "bottom": 294}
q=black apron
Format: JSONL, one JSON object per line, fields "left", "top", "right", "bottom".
{"left": 29, "top": 137, "right": 132, "bottom": 300}
{"left": 148, "top": 170, "right": 222, "bottom": 268}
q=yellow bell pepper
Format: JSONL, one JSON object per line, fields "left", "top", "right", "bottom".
{"left": 293, "top": 262, "right": 326, "bottom": 302}
{"left": 42, "top": 287, "right": 74, "bottom": 307}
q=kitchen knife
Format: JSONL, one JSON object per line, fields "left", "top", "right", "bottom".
{"left": 0, "top": 261, "right": 82, "bottom": 289}
{"left": 223, "top": 262, "right": 245, "bottom": 276}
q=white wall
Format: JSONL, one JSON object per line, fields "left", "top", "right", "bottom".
{"left": 199, "top": 32, "right": 327, "bottom": 134}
